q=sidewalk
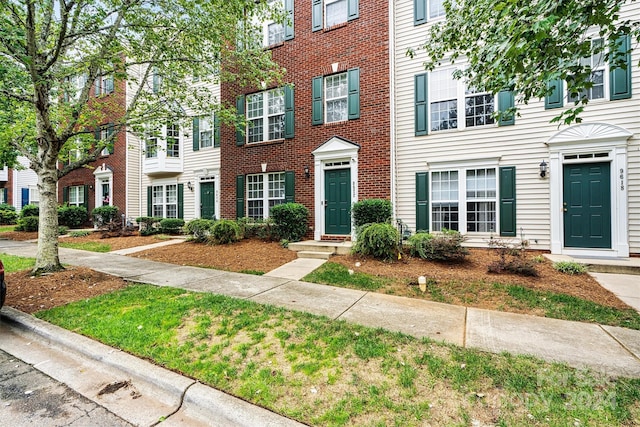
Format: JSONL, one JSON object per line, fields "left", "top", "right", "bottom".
{"left": 0, "top": 239, "right": 639, "bottom": 424}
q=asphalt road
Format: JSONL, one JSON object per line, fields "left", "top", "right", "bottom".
{"left": 0, "top": 349, "right": 132, "bottom": 427}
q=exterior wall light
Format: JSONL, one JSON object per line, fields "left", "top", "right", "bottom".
{"left": 304, "top": 165, "right": 310, "bottom": 178}
{"left": 187, "top": 181, "right": 194, "bottom": 191}
{"left": 539, "top": 160, "right": 548, "bottom": 178}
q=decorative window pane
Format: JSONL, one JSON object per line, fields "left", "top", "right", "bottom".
{"left": 325, "top": 73, "right": 348, "bottom": 123}
{"left": 326, "top": 0, "right": 347, "bottom": 27}
{"left": 166, "top": 123, "right": 180, "bottom": 157}
{"left": 430, "top": 69, "right": 458, "bottom": 131}
{"left": 200, "top": 116, "right": 213, "bottom": 148}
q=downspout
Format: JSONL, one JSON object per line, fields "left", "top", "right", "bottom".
{"left": 388, "top": 0, "right": 397, "bottom": 222}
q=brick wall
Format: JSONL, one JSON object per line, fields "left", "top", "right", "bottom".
{"left": 220, "top": 0, "right": 391, "bottom": 226}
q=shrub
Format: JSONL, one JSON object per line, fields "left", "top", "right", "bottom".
{"left": 409, "top": 229, "right": 468, "bottom": 262}
{"left": 352, "top": 223, "right": 399, "bottom": 261}
{"left": 58, "top": 205, "right": 88, "bottom": 228}
{"left": 69, "top": 230, "right": 91, "bottom": 237}
{"left": 0, "top": 206, "right": 17, "bottom": 224}
{"left": 17, "top": 216, "right": 39, "bottom": 232}
{"left": 92, "top": 206, "right": 119, "bottom": 226}
{"left": 553, "top": 261, "right": 587, "bottom": 275}
{"left": 237, "top": 217, "right": 276, "bottom": 240}
{"left": 20, "top": 204, "right": 39, "bottom": 218}
{"left": 136, "top": 216, "right": 161, "bottom": 236}
{"left": 270, "top": 203, "right": 309, "bottom": 242}
{"left": 58, "top": 226, "right": 69, "bottom": 235}
{"left": 184, "top": 219, "right": 215, "bottom": 242}
{"left": 159, "top": 218, "right": 185, "bottom": 235}
{"left": 352, "top": 199, "right": 392, "bottom": 228}
{"left": 487, "top": 237, "right": 538, "bottom": 277}
{"left": 211, "top": 219, "right": 241, "bottom": 244}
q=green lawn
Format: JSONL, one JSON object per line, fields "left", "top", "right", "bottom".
{"left": 58, "top": 241, "right": 111, "bottom": 252}
{"left": 1, "top": 253, "right": 36, "bottom": 272}
{"left": 37, "top": 284, "right": 640, "bottom": 427}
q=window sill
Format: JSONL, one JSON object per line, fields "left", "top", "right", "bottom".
{"left": 245, "top": 139, "right": 285, "bottom": 147}
{"left": 323, "top": 22, "right": 348, "bottom": 33}
{"left": 324, "top": 120, "right": 349, "bottom": 127}
{"left": 267, "top": 42, "right": 285, "bottom": 50}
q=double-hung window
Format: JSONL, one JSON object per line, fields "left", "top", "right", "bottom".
{"left": 262, "top": 0, "right": 284, "bottom": 46}
{"left": 312, "top": 68, "right": 360, "bottom": 125}
{"left": 430, "top": 69, "right": 458, "bottom": 131}
{"left": 569, "top": 38, "right": 606, "bottom": 102}
{"left": 68, "top": 186, "right": 85, "bottom": 207}
{"left": 152, "top": 184, "right": 178, "bottom": 218}
{"left": 312, "top": 0, "right": 358, "bottom": 31}
{"left": 247, "top": 88, "right": 285, "bottom": 143}
{"left": 415, "top": 0, "right": 446, "bottom": 25}
{"left": 166, "top": 123, "right": 180, "bottom": 157}
{"left": 325, "top": 0, "right": 347, "bottom": 27}
{"left": 246, "top": 172, "right": 285, "bottom": 219}
{"left": 430, "top": 168, "right": 497, "bottom": 233}
{"left": 145, "top": 125, "right": 159, "bottom": 159}
{"left": 96, "top": 69, "right": 114, "bottom": 95}
{"left": 325, "top": 73, "right": 348, "bottom": 123}
{"left": 199, "top": 115, "right": 213, "bottom": 148}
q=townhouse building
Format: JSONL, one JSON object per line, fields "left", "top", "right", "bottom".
{"left": 393, "top": 0, "right": 640, "bottom": 257}
{"left": 219, "top": 0, "right": 391, "bottom": 240}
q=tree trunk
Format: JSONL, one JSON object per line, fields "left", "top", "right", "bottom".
{"left": 33, "top": 162, "right": 63, "bottom": 275}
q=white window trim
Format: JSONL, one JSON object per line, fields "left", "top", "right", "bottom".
{"left": 151, "top": 182, "right": 179, "bottom": 219}
{"left": 427, "top": 0, "right": 445, "bottom": 20}
{"left": 246, "top": 172, "right": 286, "bottom": 219}
{"left": 324, "top": 72, "right": 348, "bottom": 123}
{"left": 68, "top": 185, "right": 85, "bottom": 207}
{"left": 144, "top": 123, "right": 181, "bottom": 158}
{"left": 246, "top": 88, "right": 285, "bottom": 144}
{"left": 257, "top": 0, "right": 284, "bottom": 46}
{"left": 566, "top": 37, "right": 610, "bottom": 103}
{"left": 325, "top": 0, "right": 348, "bottom": 28}
{"left": 199, "top": 114, "right": 214, "bottom": 149}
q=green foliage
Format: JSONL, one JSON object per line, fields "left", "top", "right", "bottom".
{"left": 0, "top": 253, "right": 36, "bottom": 272}
{"left": 211, "top": 219, "right": 241, "bottom": 244}
{"left": 352, "top": 223, "right": 399, "bottom": 261}
{"left": 58, "top": 226, "right": 69, "bottom": 236}
{"left": 408, "top": 230, "right": 468, "bottom": 262}
{"left": 92, "top": 206, "right": 119, "bottom": 226}
{"left": 16, "top": 216, "right": 39, "bottom": 232}
{"left": 488, "top": 237, "right": 538, "bottom": 277}
{"left": 236, "top": 217, "right": 276, "bottom": 240}
{"left": 159, "top": 218, "right": 185, "bottom": 235}
{"left": 0, "top": 204, "right": 17, "bottom": 224}
{"left": 58, "top": 205, "right": 88, "bottom": 228}
{"left": 184, "top": 219, "right": 215, "bottom": 242}
{"left": 270, "top": 203, "right": 309, "bottom": 242}
{"left": 136, "top": 217, "right": 161, "bottom": 236}
{"left": 351, "top": 199, "right": 392, "bottom": 228}
{"left": 553, "top": 261, "right": 587, "bottom": 275}
{"left": 69, "top": 230, "right": 91, "bottom": 237}
{"left": 20, "top": 204, "right": 39, "bottom": 218}
{"left": 303, "top": 262, "right": 389, "bottom": 291}
{"left": 59, "top": 241, "right": 111, "bottom": 253}
{"left": 417, "top": 0, "right": 635, "bottom": 125}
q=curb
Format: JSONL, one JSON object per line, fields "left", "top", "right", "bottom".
{"left": 0, "top": 307, "right": 305, "bottom": 427}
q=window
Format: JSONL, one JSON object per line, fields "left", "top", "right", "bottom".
{"left": 193, "top": 114, "right": 219, "bottom": 150}
{"left": 430, "top": 168, "right": 496, "bottom": 233}
{"left": 145, "top": 125, "right": 159, "bottom": 159}
{"left": 260, "top": 0, "right": 284, "bottom": 46}
{"left": 63, "top": 74, "right": 87, "bottom": 102}
{"left": 166, "top": 123, "right": 180, "bottom": 157}
{"left": 68, "top": 186, "right": 85, "bottom": 207}
{"left": 312, "top": 69, "right": 359, "bottom": 125}
{"left": 569, "top": 38, "right": 605, "bottom": 102}
{"left": 29, "top": 186, "right": 39, "bottom": 206}
{"left": 325, "top": 73, "right": 348, "bottom": 123}
{"left": 415, "top": 0, "right": 446, "bottom": 25}
{"left": 99, "top": 125, "right": 115, "bottom": 156}
{"left": 246, "top": 172, "right": 285, "bottom": 219}
{"left": 313, "top": 0, "right": 358, "bottom": 31}
{"left": 427, "top": 69, "right": 495, "bottom": 132}
{"left": 152, "top": 67, "right": 161, "bottom": 94}
{"left": 152, "top": 184, "right": 178, "bottom": 218}
{"left": 247, "top": 88, "right": 285, "bottom": 143}
{"left": 96, "top": 70, "right": 114, "bottom": 95}
{"left": 199, "top": 115, "right": 213, "bottom": 148}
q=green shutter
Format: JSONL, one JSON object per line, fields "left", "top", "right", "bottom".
{"left": 499, "top": 166, "right": 516, "bottom": 237}
{"left": 414, "top": 0, "right": 426, "bottom": 25}
{"left": 416, "top": 172, "right": 429, "bottom": 232}
{"left": 107, "top": 123, "right": 115, "bottom": 154}
{"left": 285, "top": 171, "right": 295, "bottom": 203}
{"left": 2, "top": 188, "right": 7, "bottom": 204}
{"left": 214, "top": 114, "right": 221, "bottom": 147}
{"left": 284, "top": 85, "right": 295, "bottom": 139}
{"left": 610, "top": 34, "right": 631, "bottom": 100}
{"left": 347, "top": 68, "right": 360, "bottom": 120}
{"left": 347, "top": 0, "right": 359, "bottom": 20}
{"left": 147, "top": 186, "right": 152, "bottom": 217}
{"left": 284, "top": 0, "right": 294, "bottom": 40}
{"left": 312, "top": 0, "right": 322, "bottom": 32}
{"left": 83, "top": 185, "right": 89, "bottom": 210}
{"left": 312, "top": 76, "right": 324, "bottom": 125}
{"left": 236, "top": 95, "right": 245, "bottom": 146}
{"left": 63, "top": 186, "right": 69, "bottom": 204}
{"left": 94, "top": 128, "right": 101, "bottom": 141}
{"left": 545, "top": 79, "right": 564, "bottom": 109}
{"left": 497, "top": 90, "right": 515, "bottom": 126}
{"left": 178, "top": 183, "right": 184, "bottom": 219}
{"left": 236, "top": 175, "right": 245, "bottom": 219}
{"left": 192, "top": 117, "right": 200, "bottom": 151}
{"left": 415, "top": 73, "right": 428, "bottom": 136}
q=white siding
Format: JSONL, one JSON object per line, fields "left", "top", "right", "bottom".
{"left": 393, "top": 0, "right": 640, "bottom": 253}
{"left": 12, "top": 157, "right": 39, "bottom": 213}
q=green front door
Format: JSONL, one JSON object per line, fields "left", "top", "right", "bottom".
{"left": 563, "top": 163, "right": 611, "bottom": 248}
{"left": 325, "top": 169, "right": 351, "bottom": 235}
{"left": 200, "top": 182, "right": 215, "bottom": 219}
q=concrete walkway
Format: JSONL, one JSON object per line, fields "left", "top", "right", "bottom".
{"left": 0, "top": 239, "right": 639, "bottom": 425}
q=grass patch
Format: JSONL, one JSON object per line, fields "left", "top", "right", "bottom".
{"left": 0, "top": 225, "right": 16, "bottom": 233}
{"left": 303, "top": 262, "right": 390, "bottom": 291}
{"left": 0, "top": 253, "right": 36, "bottom": 272}
{"left": 239, "top": 269, "right": 265, "bottom": 276}
{"left": 58, "top": 241, "right": 111, "bottom": 252}
{"left": 36, "top": 284, "right": 640, "bottom": 426}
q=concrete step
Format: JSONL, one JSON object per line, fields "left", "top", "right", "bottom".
{"left": 297, "top": 251, "right": 332, "bottom": 260}
{"left": 585, "top": 263, "right": 640, "bottom": 275}
{"left": 545, "top": 254, "right": 640, "bottom": 276}
{"left": 289, "top": 240, "right": 352, "bottom": 255}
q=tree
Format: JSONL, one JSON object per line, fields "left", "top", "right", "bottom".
{"left": 413, "top": 0, "right": 638, "bottom": 125}
{"left": 0, "top": 0, "right": 284, "bottom": 274}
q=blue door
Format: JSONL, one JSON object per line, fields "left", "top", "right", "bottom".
{"left": 21, "top": 188, "right": 29, "bottom": 208}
